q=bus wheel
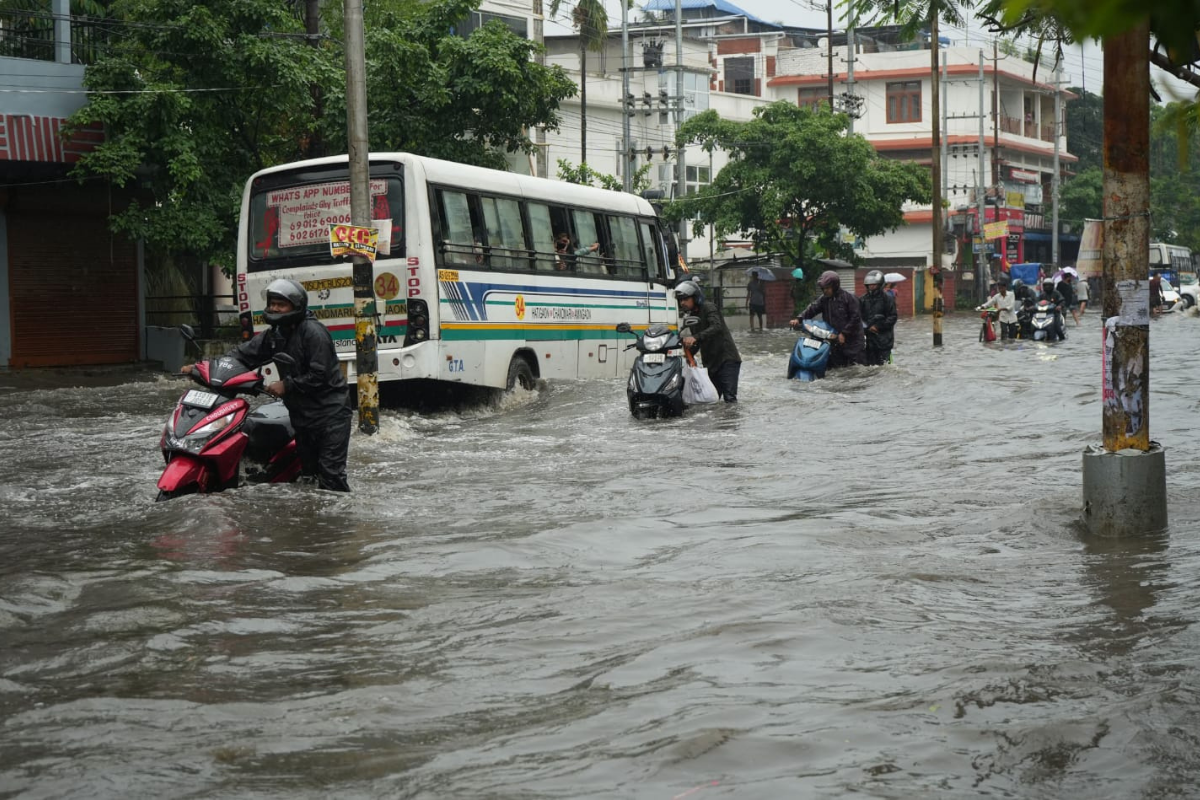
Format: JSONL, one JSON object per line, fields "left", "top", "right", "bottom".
{"left": 506, "top": 357, "right": 535, "bottom": 391}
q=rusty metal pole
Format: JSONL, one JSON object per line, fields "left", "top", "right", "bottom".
{"left": 1081, "top": 19, "right": 1166, "bottom": 535}
{"left": 345, "top": 0, "right": 379, "bottom": 434}
{"left": 930, "top": 12, "right": 943, "bottom": 347}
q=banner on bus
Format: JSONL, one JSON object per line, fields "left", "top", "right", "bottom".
{"left": 269, "top": 179, "right": 388, "bottom": 249}
{"left": 329, "top": 224, "right": 379, "bottom": 262}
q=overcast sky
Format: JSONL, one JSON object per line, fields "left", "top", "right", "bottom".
{"left": 544, "top": 0, "right": 1197, "bottom": 100}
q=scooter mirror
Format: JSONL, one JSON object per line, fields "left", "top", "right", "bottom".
{"left": 615, "top": 322, "right": 632, "bottom": 334}
{"left": 179, "top": 324, "right": 196, "bottom": 342}
{"left": 682, "top": 315, "right": 700, "bottom": 328}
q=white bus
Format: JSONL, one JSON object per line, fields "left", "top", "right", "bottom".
{"left": 1148, "top": 241, "right": 1193, "bottom": 275}
{"left": 235, "top": 153, "right": 681, "bottom": 392}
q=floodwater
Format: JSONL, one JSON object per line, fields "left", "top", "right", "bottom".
{"left": 2, "top": 312, "right": 1199, "bottom": 799}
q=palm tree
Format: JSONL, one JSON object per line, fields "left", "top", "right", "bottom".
{"left": 548, "top": 0, "right": 612, "bottom": 165}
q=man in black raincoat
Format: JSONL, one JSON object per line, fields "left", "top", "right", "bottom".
{"left": 196, "top": 278, "right": 352, "bottom": 491}
{"left": 858, "top": 270, "right": 897, "bottom": 365}
{"left": 676, "top": 280, "right": 742, "bottom": 402}
{"left": 790, "top": 270, "right": 865, "bottom": 368}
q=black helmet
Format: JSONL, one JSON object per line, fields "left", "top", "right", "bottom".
{"left": 262, "top": 278, "right": 308, "bottom": 326}
{"left": 1012, "top": 279, "right": 1024, "bottom": 290}
{"left": 864, "top": 270, "right": 884, "bottom": 288}
{"left": 817, "top": 270, "right": 840, "bottom": 289}
{"left": 675, "top": 280, "right": 702, "bottom": 305}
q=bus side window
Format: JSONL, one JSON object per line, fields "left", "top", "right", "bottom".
{"left": 527, "top": 202, "right": 558, "bottom": 271}
{"left": 638, "top": 220, "right": 663, "bottom": 280}
{"left": 481, "top": 195, "right": 526, "bottom": 271}
{"left": 439, "top": 189, "right": 483, "bottom": 267}
{"left": 571, "top": 210, "right": 605, "bottom": 275}
{"left": 607, "top": 215, "right": 642, "bottom": 278}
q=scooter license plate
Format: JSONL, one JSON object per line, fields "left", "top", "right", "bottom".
{"left": 642, "top": 353, "right": 666, "bottom": 364}
{"left": 803, "top": 337, "right": 822, "bottom": 349}
{"left": 183, "top": 389, "right": 220, "bottom": 409}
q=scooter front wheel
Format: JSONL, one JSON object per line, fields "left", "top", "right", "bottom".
{"left": 155, "top": 486, "right": 198, "bottom": 502}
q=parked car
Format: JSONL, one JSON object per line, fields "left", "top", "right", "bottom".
{"left": 1176, "top": 272, "right": 1199, "bottom": 309}
{"left": 1162, "top": 279, "right": 1181, "bottom": 311}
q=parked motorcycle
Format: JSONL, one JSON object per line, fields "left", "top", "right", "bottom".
{"left": 615, "top": 320, "right": 689, "bottom": 418}
{"left": 787, "top": 319, "right": 837, "bottom": 381}
{"left": 156, "top": 326, "right": 301, "bottom": 501}
{"left": 1030, "top": 299, "right": 1062, "bottom": 342}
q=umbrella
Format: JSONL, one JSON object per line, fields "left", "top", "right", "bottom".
{"left": 883, "top": 272, "right": 907, "bottom": 284}
{"left": 791, "top": 267, "right": 804, "bottom": 279}
{"left": 745, "top": 266, "right": 776, "bottom": 280}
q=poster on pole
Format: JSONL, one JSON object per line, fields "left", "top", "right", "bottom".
{"left": 983, "top": 220, "right": 1008, "bottom": 241}
{"left": 1115, "top": 279, "right": 1149, "bottom": 326}
{"left": 329, "top": 224, "right": 379, "bottom": 262}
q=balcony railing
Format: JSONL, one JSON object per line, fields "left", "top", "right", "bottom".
{"left": 999, "top": 114, "right": 1057, "bottom": 144}
{"left": 0, "top": 7, "right": 109, "bottom": 65}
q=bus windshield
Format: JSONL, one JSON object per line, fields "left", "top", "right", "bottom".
{"left": 246, "top": 165, "right": 405, "bottom": 272}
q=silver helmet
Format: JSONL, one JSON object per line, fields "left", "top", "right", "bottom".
{"left": 864, "top": 270, "right": 884, "bottom": 288}
{"left": 262, "top": 278, "right": 308, "bottom": 327}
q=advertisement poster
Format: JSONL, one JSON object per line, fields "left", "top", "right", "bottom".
{"left": 269, "top": 179, "right": 388, "bottom": 249}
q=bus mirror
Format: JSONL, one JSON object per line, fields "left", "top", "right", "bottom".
{"left": 615, "top": 322, "right": 633, "bottom": 334}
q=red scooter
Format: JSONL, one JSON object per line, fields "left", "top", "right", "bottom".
{"left": 156, "top": 327, "right": 301, "bottom": 501}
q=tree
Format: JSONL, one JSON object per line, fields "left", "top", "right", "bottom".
{"left": 1064, "top": 86, "right": 1102, "bottom": 171}
{"left": 1057, "top": 165, "right": 1102, "bottom": 232}
{"left": 547, "top": 0, "right": 626, "bottom": 165}
{"left": 664, "top": 103, "right": 931, "bottom": 273}
{"left": 65, "top": 0, "right": 576, "bottom": 269}
{"left": 557, "top": 159, "right": 651, "bottom": 194}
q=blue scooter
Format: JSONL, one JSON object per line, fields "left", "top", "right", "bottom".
{"left": 787, "top": 319, "right": 837, "bottom": 381}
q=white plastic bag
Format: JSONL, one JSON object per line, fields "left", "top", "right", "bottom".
{"left": 683, "top": 362, "right": 720, "bottom": 404}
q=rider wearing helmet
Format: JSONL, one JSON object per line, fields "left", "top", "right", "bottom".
{"left": 675, "top": 280, "right": 742, "bottom": 402}
{"left": 227, "top": 277, "right": 352, "bottom": 491}
{"left": 1037, "top": 277, "right": 1067, "bottom": 341}
{"left": 858, "top": 270, "right": 897, "bottom": 365}
{"left": 790, "top": 270, "right": 865, "bottom": 368}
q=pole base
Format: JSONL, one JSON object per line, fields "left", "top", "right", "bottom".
{"left": 1081, "top": 442, "right": 1167, "bottom": 537}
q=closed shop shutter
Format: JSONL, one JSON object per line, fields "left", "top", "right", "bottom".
{"left": 8, "top": 214, "right": 138, "bottom": 367}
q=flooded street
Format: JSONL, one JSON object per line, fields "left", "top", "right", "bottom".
{"left": 3, "top": 312, "right": 1200, "bottom": 799}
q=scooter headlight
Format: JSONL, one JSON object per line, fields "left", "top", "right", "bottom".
{"left": 628, "top": 372, "right": 637, "bottom": 392}
{"left": 181, "top": 412, "right": 236, "bottom": 451}
{"left": 642, "top": 332, "right": 670, "bottom": 352}
{"left": 664, "top": 372, "right": 681, "bottom": 391}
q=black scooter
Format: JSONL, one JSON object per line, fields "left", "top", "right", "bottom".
{"left": 615, "top": 319, "right": 694, "bottom": 419}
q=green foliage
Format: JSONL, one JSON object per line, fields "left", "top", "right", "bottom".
{"left": 66, "top": 0, "right": 576, "bottom": 269}
{"left": 663, "top": 102, "right": 931, "bottom": 271}
{"left": 1064, "top": 87, "right": 1102, "bottom": 171}
{"left": 556, "top": 160, "right": 651, "bottom": 194}
{"left": 991, "top": 0, "right": 1198, "bottom": 61}
{"left": 1058, "top": 165, "right": 1102, "bottom": 232}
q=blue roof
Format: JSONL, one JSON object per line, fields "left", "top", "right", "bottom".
{"left": 640, "top": 0, "right": 779, "bottom": 28}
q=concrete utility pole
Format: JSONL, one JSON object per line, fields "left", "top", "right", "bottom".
{"left": 675, "top": 0, "right": 687, "bottom": 257}
{"left": 846, "top": 22, "right": 856, "bottom": 134}
{"left": 930, "top": 14, "right": 943, "bottom": 347}
{"left": 344, "top": 0, "right": 379, "bottom": 435}
{"left": 1051, "top": 68, "right": 1062, "bottom": 268}
{"left": 1081, "top": 19, "right": 1166, "bottom": 536}
{"left": 621, "top": 0, "right": 631, "bottom": 192}
{"left": 977, "top": 50, "right": 986, "bottom": 299}
{"left": 827, "top": 1, "right": 835, "bottom": 109}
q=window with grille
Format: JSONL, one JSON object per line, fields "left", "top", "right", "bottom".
{"left": 886, "top": 81, "right": 922, "bottom": 123}
{"left": 724, "top": 57, "right": 754, "bottom": 96}
{"left": 798, "top": 87, "right": 825, "bottom": 111}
